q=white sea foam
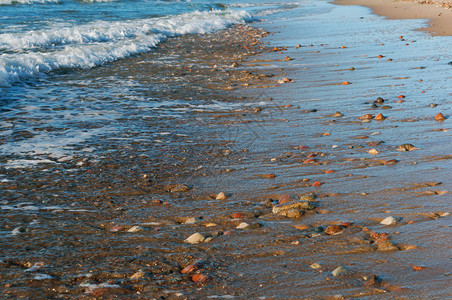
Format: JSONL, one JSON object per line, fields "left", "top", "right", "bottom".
{"left": 0, "top": 9, "right": 251, "bottom": 87}
{"left": 0, "top": 0, "right": 58, "bottom": 4}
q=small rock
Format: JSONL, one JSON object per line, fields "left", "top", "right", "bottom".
{"left": 332, "top": 266, "right": 346, "bottom": 276}
{"left": 130, "top": 270, "right": 145, "bottom": 280}
{"left": 294, "top": 224, "right": 310, "bottom": 231}
{"left": 127, "top": 226, "right": 144, "bottom": 233}
{"left": 184, "top": 217, "right": 197, "bottom": 224}
{"left": 380, "top": 216, "right": 398, "bottom": 225}
{"left": 169, "top": 184, "right": 190, "bottom": 192}
{"left": 191, "top": 274, "right": 209, "bottom": 283}
{"left": 435, "top": 113, "right": 446, "bottom": 121}
{"left": 368, "top": 149, "right": 379, "bottom": 155}
{"left": 383, "top": 159, "right": 398, "bottom": 165}
{"left": 280, "top": 209, "right": 304, "bottom": 218}
{"left": 397, "top": 144, "right": 417, "bottom": 151}
{"left": 374, "top": 113, "right": 385, "bottom": 121}
{"left": 272, "top": 200, "right": 316, "bottom": 214}
{"left": 364, "top": 274, "right": 382, "bottom": 287}
{"left": 310, "top": 263, "right": 322, "bottom": 269}
{"left": 376, "top": 239, "right": 399, "bottom": 251}
{"left": 181, "top": 260, "right": 204, "bottom": 274}
{"left": 333, "top": 112, "right": 343, "bottom": 117}
{"left": 216, "top": 192, "right": 227, "bottom": 200}
{"left": 359, "top": 114, "right": 373, "bottom": 120}
{"left": 324, "top": 225, "right": 344, "bottom": 235}
{"left": 375, "top": 97, "right": 385, "bottom": 103}
{"left": 236, "top": 222, "right": 261, "bottom": 229}
{"left": 185, "top": 233, "right": 205, "bottom": 244}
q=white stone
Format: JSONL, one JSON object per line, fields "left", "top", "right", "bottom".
{"left": 380, "top": 216, "right": 398, "bottom": 225}
{"left": 236, "top": 222, "right": 250, "bottom": 229}
{"left": 185, "top": 233, "right": 205, "bottom": 244}
{"left": 184, "top": 217, "right": 197, "bottom": 224}
{"left": 332, "top": 266, "right": 346, "bottom": 276}
{"left": 128, "top": 226, "right": 144, "bottom": 233}
{"left": 216, "top": 192, "right": 227, "bottom": 200}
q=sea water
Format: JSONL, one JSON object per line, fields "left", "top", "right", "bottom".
{"left": 0, "top": 0, "right": 299, "bottom": 167}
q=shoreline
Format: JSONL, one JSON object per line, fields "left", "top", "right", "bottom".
{"left": 1, "top": 1, "right": 451, "bottom": 298}
{"left": 334, "top": 0, "right": 452, "bottom": 36}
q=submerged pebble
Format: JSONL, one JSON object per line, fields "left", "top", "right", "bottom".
{"left": 185, "top": 233, "right": 205, "bottom": 244}
{"left": 332, "top": 266, "right": 346, "bottom": 276}
{"left": 380, "top": 216, "right": 398, "bottom": 225}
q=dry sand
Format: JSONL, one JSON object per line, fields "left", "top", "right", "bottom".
{"left": 335, "top": 0, "right": 452, "bottom": 36}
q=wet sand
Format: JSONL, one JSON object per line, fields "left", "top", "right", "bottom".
{"left": 335, "top": 0, "right": 452, "bottom": 36}
{"left": 1, "top": 1, "right": 451, "bottom": 299}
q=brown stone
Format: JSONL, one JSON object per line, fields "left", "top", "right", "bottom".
{"left": 324, "top": 225, "right": 344, "bottom": 235}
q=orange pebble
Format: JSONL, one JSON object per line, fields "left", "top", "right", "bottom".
{"left": 377, "top": 54, "right": 384, "bottom": 58}
{"left": 303, "top": 158, "right": 317, "bottom": 164}
{"left": 341, "top": 81, "right": 351, "bottom": 85}
{"left": 435, "top": 113, "right": 446, "bottom": 121}
{"left": 307, "top": 153, "right": 317, "bottom": 158}
{"left": 312, "top": 181, "right": 322, "bottom": 187}
{"left": 192, "top": 274, "right": 209, "bottom": 283}
{"left": 359, "top": 114, "right": 373, "bottom": 120}
{"left": 412, "top": 266, "right": 425, "bottom": 272}
{"left": 398, "top": 95, "right": 405, "bottom": 98}
{"left": 232, "top": 213, "right": 244, "bottom": 219}
{"left": 325, "top": 170, "right": 335, "bottom": 174}
{"left": 374, "top": 113, "right": 385, "bottom": 121}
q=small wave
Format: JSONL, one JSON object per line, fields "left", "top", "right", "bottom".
{"left": 0, "top": 9, "right": 251, "bottom": 88}
{"left": 0, "top": 0, "right": 58, "bottom": 5}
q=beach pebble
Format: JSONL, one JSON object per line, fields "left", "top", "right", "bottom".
{"left": 128, "top": 226, "right": 144, "bottom": 233}
{"left": 332, "top": 266, "right": 346, "bottom": 276}
{"left": 368, "top": 149, "right": 379, "bottom": 155}
{"left": 435, "top": 113, "right": 446, "bottom": 121}
{"left": 280, "top": 209, "right": 304, "bottom": 218}
{"left": 380, "top": 216, "right": 398, "bottom": 225}
{"left": 169, "top": 184, "right": 190, "bottom": 192}
{"left": 324, "top": 225, "right": 344, "bottom": 235}
{"left": 364, "top": 274, "right": 382, "bottom": 287}
{"left": 359, "top": 114, "right": 373, "bottom": 120}
{"left": 397, "top": 144, "right": 417, "bottom": 151}
{"left": 181, "top": 260, "right": 204, "bottom": 274}
{"left": 216, "top": 192, "right": 227, "bottom": 200}
{"left": 236, "top": 222, "right": 262, "bottom": 229}
{"left": 376, "top": 239, "right": 399, "bottom": 251}
{"left": 191, "top": 274, "right": 209, "bottom": 283}
{"left": 374, "top": 113, "right": 385, "bottom": 120}
{"left": 184, "top": 217, "right": 197, "bottom": 224}
{"left": 130, "top": 270, "right": 145, "bottom": 279}
{"left": 185, "top": 233, "right": 205, "bottom": 244}
{"left": 310, "top": 263, "right": 322, "bottom": 269}
{"left": 272, "top": 200, "right": 316, "bottom": 214}
{"left": 333, "top": 111, "right": 343, "bottom": 117}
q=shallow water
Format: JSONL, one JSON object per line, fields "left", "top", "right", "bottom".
{"left": 1, "top": 0, "right": 451, "bottom": 298}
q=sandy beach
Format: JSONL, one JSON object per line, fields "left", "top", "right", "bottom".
{"left": 335, "top": 0, "right": 452, "bottom": 36}
{"left": 1, "top": 0, "right": 451, "bottom": 298}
